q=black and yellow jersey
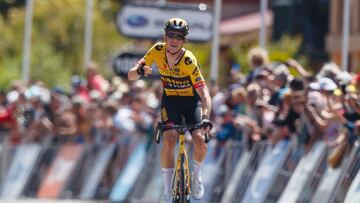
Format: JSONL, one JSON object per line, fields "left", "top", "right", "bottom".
{"left": 143, "top": 42, "right": 206, "bottom": 97}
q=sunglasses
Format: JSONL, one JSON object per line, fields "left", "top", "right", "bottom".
{"left": 166, "top": 33, "right": 185, "bottom": 41}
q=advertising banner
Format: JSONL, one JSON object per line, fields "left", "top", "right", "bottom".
{"left": 221, "top": 151, "right": 251, "bottom": 203}
{"left": 312, "top": 143, "right": 360, "bottom": 203}
{"left": 79, "top": 144, "right": 116, "bottom": 199}
{"left": 116, "top": 3, "right": 213, "bottom": 42}
{"left": 193, "top": 140, "right": 225, "bottom": 203}
{"left": 37, "top": 144, "right": 84, "bottom": 198}
{"left": 1, "top": 144, "right": 41, "bottom": 198}
{"left": 110, "top": 142, "right": 147, "bottom": 202}
{"left": 242, "top": 140, "right": 291, "bottom": 203}
{"left": 278, "top": 142, "right": 327, "bottom": 203}
{"left": 344, "top": 170, "right": 360, "bottom": 203}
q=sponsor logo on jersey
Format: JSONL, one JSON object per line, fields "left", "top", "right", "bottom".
{"left": 192, "top": 67, "right": 200, "bottom": 77}
{"left": 155, "top": 44, "right": 163, "bottom": 51}
{"left": 194, "top": 81, "right": 205, "bottom": 89}
{"left": 185, "top": 57, "right": 192, "bottom": 65}
{"left": 195, "top": 76, "right": 203, "bottom": 82}
{"left": 161, "top": 108, "right": 168, "bottom": 121}
{"left": 172, "top": 68, "right": 180, "bottom": 76}
{"left": 161, "top": 76, "right": 192, "bottom": 89}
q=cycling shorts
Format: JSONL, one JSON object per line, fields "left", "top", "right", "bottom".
{"left": 160, "top": 96, "right": 201, "bottom": 133}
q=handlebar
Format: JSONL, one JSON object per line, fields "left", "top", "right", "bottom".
{"left": 155, "top": 122, "right": 209, "bottom": 144}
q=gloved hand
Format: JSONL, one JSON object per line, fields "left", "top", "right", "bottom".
{"left": 201, "top": 115, "right": 213, "bottom": 131}
{"left": 136, "top": 59, "right": 146, "bottom": 76}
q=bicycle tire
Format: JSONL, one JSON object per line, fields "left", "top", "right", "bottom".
{"left": 180, "top": 153, "right": 191, "bottom": 203}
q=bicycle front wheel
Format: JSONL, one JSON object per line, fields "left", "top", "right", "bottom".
{"left": 179, "top": 153, "right": 190, "bottom": 203}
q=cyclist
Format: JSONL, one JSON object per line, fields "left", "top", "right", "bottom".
{"left": 128, "top": 17, "right": 213, "bottom": 202}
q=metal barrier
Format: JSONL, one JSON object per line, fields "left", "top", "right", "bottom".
{"left": 265, "top": 141, "right": 304, "bottom": 202}
{"left": 222, "top": 141, "right": 268, "bottom": 203}
{"left": 128, "top": 142, "right": 162, "bottom": 203}
{"left": 326, "top": 141, "right": 360, "bottom": 203}
{"left": 0, "top": 133, "right": 145, "bottom": 201}
{"left": 0, "top": 136, "right": 359, "bottom": 202}
{"left": 209, "top": 141, "right": 245, "bottom": 203}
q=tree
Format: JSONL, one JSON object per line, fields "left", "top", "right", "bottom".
{"left": 0, "top": 0, "right": 125, "bottom": 89}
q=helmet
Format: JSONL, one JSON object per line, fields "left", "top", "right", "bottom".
{"left": 164, "top": 18, "right": 189, "bottom": 36}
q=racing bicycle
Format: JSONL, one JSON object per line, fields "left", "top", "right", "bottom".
{"left": 155, "top": 120, "right": 209, "bottom": 203}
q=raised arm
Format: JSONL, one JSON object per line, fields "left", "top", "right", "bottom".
{"left": 286, "top": 58, "right": 311, "bottom": 78}
{"left": 128, "top": 59, "right": 152, "bottom": 81}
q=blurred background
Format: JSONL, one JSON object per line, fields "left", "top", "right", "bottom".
{"left": 2, "top": 0, "right": 358, "bottom": 88}
{"left": 0, "top": 0, "right": 359, "bottom": 203}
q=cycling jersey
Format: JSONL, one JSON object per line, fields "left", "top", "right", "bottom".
{"left": 143, "top": 42, "right": 206, "bottom": 97}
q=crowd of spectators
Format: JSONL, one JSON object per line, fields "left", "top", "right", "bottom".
{"left": 0, "top": 62, "right": 161, "bottom": 149}
{"left": 0, "top": 50, "right": 360, "bottom": 168}
{"left": 212, "top": 47, "right": 360, "bottom": 168}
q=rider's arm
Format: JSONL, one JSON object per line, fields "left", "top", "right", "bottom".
{"left": 286, "top": 58, "right": 311, "bottom": 78}
{"left": 128, "top": 61, "right": 143, "bottom": 81}
{"left": 128, "top": 43, "right": 160, "bottom": 81}
{"left": 128, "top": 58, "right": 153, "bottom": 81}
{"left": 188, "top": 57, "right": 211, "bottom": 117}
{"left": 196, "top": 85, "right": 212, "bottom": 118}
{"left": 128, "top": 63, "right": 142, "bottom": 81}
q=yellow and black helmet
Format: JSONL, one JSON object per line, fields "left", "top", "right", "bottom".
{"left": 164, "top": 18, "right": 189, "bottom": 36}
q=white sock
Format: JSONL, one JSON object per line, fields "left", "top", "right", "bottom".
{"left": 192, "top": 160, "right": 204, "bottom": 179}
{"left": 162, "top": 168, "right": 174, "bottom": 194}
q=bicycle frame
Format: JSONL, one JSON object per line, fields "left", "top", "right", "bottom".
{"left": 173, "top": 128, "right": 191, "bottom": 201}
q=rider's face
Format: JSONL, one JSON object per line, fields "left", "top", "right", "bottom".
{"left": 165, "top": 32, "right": 185, "bottom": 53}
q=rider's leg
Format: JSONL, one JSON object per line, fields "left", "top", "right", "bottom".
{"left": 161, "top": 129, "right": 178, "bottom": 194}
{"left": 191, "top": 128, "right": 207, "bottom": 170}
{"left": 191, "top": 129, "right": 207, "bottom": 199}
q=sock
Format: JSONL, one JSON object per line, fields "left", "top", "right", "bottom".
{"left": 162, "top": 168, "right": 174, "bottom": 194}
{"left": 192, "top": 160, "right": 204, "bottom": 179}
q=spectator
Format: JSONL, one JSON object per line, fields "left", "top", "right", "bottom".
{"left": 268, "top": 64, "right": 291, "bottom": 106}
{"left": 225, "top": 86, "right": 247, "bottom": 115}
{"left": 86, "top": 62, "right": 110, "bottom": 98}
{"left": 246, "top": 47, "right": 270, "bottom": 85}
{"left": 71, "top": 96, "right": 91, "bottom": 143}
{"left": 71, "top": 75, "right": 90, "bottom": 104}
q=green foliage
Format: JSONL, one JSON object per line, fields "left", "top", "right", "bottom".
{"left": 0, "top": 0, "right": 307, "bottom": 90}
{"left": 185, "top": 42, "right": 211, "bottom": 78}
{"left": 30, "top": 41, "right": 72, "bottom": 89}
{"left": 0, "top": 56, "right": 21, "bottom": 89}
{"left": 0, "top": 0, "right": 124, "bottom": 90}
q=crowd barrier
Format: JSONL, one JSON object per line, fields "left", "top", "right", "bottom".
{"left": 0, "top": 135, "right": 359, "bottom": 203}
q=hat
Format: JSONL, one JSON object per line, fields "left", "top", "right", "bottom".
{"left": 89, "top": 90, "right": 102, "bottom": 100}
{"left": 309, "top": 77, "right": 337, "bottom": 91}
{"left": 307, "top": 91, "right": 325, "bottom": 109}
{"left": 71, "top": 75, "right": 82, "bottom": 87}
{"left": 6, "top": 90, "right": 19, "bottom": 103}
{"left": 254, "top": 68, "right": 269, "bottom": 79}
{"left": 272, "top": 64, "right": 290, "bottom": 76}
{"left": 336, "top": 71, "right": 352, "bottom": 85}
